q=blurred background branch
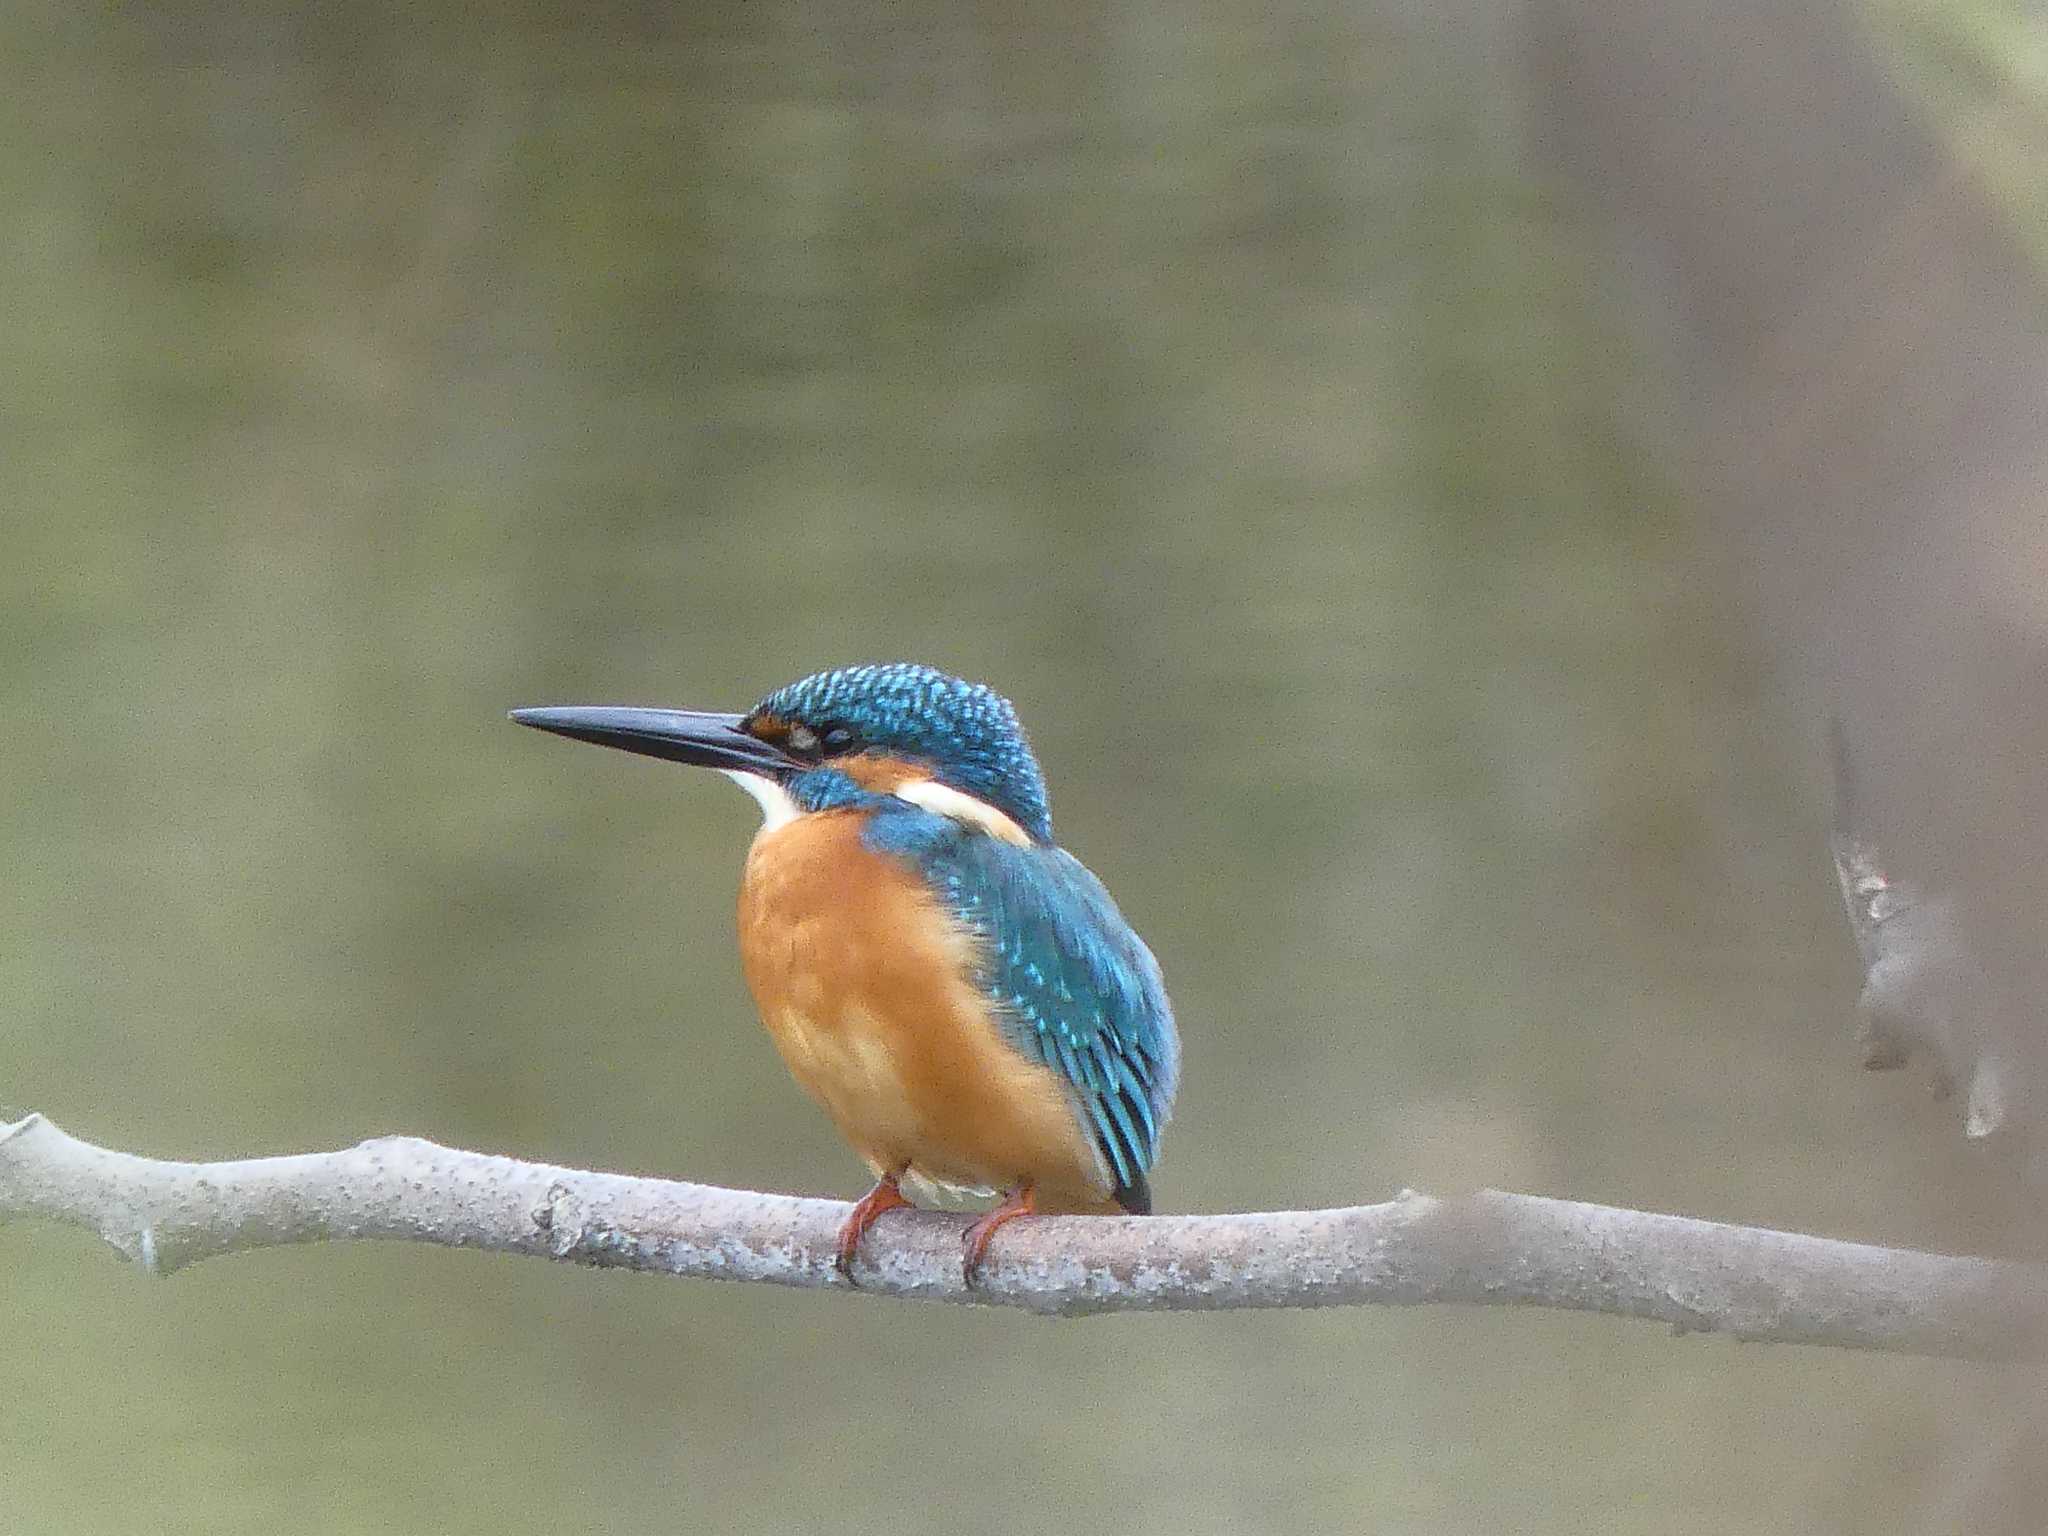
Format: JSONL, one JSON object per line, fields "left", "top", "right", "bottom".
{"left": 3, "top": 1111, "right": 2033, "bottom": 1355}
{"left": 1537, "top": 0, "right": 2048, "bottom": 1154}
{"left": 1829, "top": 718, "right": 2011, "bottom": 1136}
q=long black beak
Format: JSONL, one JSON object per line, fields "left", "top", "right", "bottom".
{"left": 509, "top": 706, "right": 797, "bottom": 778}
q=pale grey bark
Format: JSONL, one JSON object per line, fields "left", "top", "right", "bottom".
{"left": 1, "top": 1112, "right": 2034, "bottom": 1356}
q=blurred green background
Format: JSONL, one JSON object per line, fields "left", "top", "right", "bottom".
{"left": 4, "top": 3, "right": 2037, "bottom": 1532}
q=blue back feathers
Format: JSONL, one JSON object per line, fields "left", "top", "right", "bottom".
{"left": 750, "top": 663, "right": 1053, "bottom": 844}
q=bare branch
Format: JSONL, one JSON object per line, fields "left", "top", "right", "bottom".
{"left": 0, "top": 1112, "right": 2033, "bottom": 1356}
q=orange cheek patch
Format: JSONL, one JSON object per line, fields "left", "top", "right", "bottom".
{"left": 839, "top": 754, "right": 924, "bottom": 794}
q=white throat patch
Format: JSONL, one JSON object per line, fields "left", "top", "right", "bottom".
{"left": 722, "top": 770, "right": 801, "bottom": 831}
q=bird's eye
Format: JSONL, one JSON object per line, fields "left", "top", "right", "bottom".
{"left": 821, "top": 726, "right": 856, "bottom": 755}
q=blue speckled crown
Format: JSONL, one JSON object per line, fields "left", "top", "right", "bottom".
{"left": 752, "top": 663, "right": 1053, "bottom": 843}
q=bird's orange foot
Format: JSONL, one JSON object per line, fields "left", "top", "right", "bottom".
{"left": 836, "top": 1169, "right": 913, "bottom": 1281}
{"left": 961, "top": 1186, "right": 1038, "bottom": 1288}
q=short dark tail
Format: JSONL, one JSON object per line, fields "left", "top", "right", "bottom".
{"left": 1113, "top": 1170, "right": 1152, "bottom": 1215}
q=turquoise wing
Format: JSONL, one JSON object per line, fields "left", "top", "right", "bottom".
{"left": 869, "top": 807, "right": 1180, "bottom": 1211}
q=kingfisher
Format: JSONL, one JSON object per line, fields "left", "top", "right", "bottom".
{"left": 511, "top": 663, "right": 1179, "bottom": 1284}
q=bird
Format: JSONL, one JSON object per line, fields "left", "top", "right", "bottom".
{"left": 511, "top": 662, "right": 1180, "bottom": 1284}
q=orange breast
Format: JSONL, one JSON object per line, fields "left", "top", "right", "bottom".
{"left": 735, "top": 809, "right": 1115, "bottom": 1212}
